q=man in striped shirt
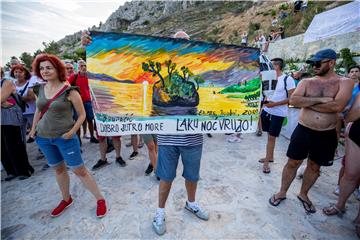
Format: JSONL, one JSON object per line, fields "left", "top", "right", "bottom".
{"left": 152, "top": 31, "right": 209, "bottom": 236}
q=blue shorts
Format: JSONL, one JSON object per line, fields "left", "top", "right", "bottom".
{"left": 35, "top": 135, "right": 84, "bottom": 169}
{"left": 261, "top": 110, "right": 285, "bottom": 137}
{"left": 156, "top": 145, "right": 203, "bottom": 182}
{"left": 73, "top": 101, "right": 94, "bottom": 121}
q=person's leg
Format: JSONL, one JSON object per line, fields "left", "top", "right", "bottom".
{"left": 99, "top": 137, "right": 107, "bottom": 161}
{"left": 181, "top": 145, "right": 203, "bottom": 202}
{"left": 337, "top": 166, "right": 345, "bottom": 186}
{"left": 1, "top": 125, "right": 16, "bottom": 176}
{"left": 158, "top": 180, "right": 173, "bottom": 208}
{"left": 131, "top": 135, "right": 138, "bottom": 152}
{"left": 156, "top": 145, "right": 179, "bottom": 208}
{"left": 273, "top": 159, "right": 303, "bottom": 199}
{"left": 147, "top": 140, "right": 157, "bottom": 169}
{"left": 72, "top": 166, "right": 104, "bottom": 200}
{"left": 54, "top": 162, "right": 71, "bottom": 201}
{"left": 113, "top": 137, "right": 121, "bottom": 159}
{"left": 185, "top": 180, "right": 197, "bottom": 202}
{"left": 298, "top": 159, "right": 321, "bottom": 204}
{"left": 87, "top": 119, "right": 95, "bottom": 138}
{"left": 335, "top": 138, "right": 360, "bottom": 210}
{"left": 263, "top": 134, "right": 276, "bottom": 171}
{"left": 82, "top": 120, "right": 87, "bottom": 137}
{"left": 7, "top": 125, "right": 32, "bottom": 176}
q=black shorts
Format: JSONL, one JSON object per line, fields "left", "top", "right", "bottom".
{"left": 287, "top": 124, "right": 337, "bottom": 166}
{"left": 261, "top": 110, "right": 285, "bottom": 137}
{"left": 349, "top": 119, "right": 360, "bottom": 148}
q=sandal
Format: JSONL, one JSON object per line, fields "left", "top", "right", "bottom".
{"left": 297, "top": 196, "right": 316, "bottom": 214}
{"left": 259, "top": 158, "right": 274, "bottom": 163}
{"left": 322, "top": 204, "right": 345, "bottom": 217}
{"left": 263, "top": 165, "right": 271, "bottom": 174}
{"left": 268, "top": 194, "right": 286, "bottom": 207}
{"left": 256, "top": 129, "right": 262, "bottom": 136}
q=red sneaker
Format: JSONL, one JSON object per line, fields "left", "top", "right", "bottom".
{"left": 96, "top": 199, "right": 107, "bottom": 218}
{"left": 51, "top": 197, "right": 73, "bottom": 217}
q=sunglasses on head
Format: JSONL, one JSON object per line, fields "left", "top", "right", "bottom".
{"left": 309, "top": 60, "right": 331, "bottom": 68}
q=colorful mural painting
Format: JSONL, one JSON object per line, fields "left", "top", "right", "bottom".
{"left": 87, "top": 31, "right": 260, "bottom": 135}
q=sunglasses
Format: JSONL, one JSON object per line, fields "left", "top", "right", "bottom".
{"left": 309, "top": 60, "right": 331, "bottom": 68}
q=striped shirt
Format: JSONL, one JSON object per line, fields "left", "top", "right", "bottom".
{"left": 157, "top": 134, "right": 203, "bottom": 146}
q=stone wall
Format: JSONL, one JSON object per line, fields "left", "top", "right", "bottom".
{"left": 266, "top": 31, "right": 360, "bottom": 60}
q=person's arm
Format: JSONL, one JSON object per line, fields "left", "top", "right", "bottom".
{"left": 264, "top": 88, "right": 295, "bottom": 108}
{"left": 289, "top": 79, "right": 332, "bottom": 107}
{"left": 22, "top": 88, "right": 35, "bottom": 102}
{"left": 1, "top": 80, "right": 15, "bottom": 103}
{"left": 81, "top": 30, "right": 92, "bottom": 46}
{"left": 345, "top": 93, "right": 360, "bottom": 123}
{"left": 309, "top": 78, "right": 355, "bottom": 113}
{"left": 29, "top": 107, "right": 40, "bottom": 138}
{"left": 62, "top": 89, "right": 86, "bottom": 139}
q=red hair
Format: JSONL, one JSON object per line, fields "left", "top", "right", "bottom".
{"left": 32, "top": 54, "right": 67, "bottom": 82}
{"left": 10, "top": 64, "right": 31, "bottom": 80}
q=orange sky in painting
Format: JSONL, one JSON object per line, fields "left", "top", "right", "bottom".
{"left": 87, "top": 46, "right": 244, "bottom": 83}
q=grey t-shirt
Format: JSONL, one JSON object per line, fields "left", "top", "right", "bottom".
{"left": 34, "top": 84, "right": 79, "bottom": 138}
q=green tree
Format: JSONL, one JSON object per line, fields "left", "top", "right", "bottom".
{"left": 33, "top": 49, "right": 43, "bottom": 58}
{"left": 19, "top": 52, "right": 34, "bottom": 70}
{"left": 42, "top": 40, "right": 60, "bottom": 55}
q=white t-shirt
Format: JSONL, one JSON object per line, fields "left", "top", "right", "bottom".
{"left": 15, "top": 77, "right": 39, "bottom": 115}
{"left": 263, "top": 74, "right": 295, "bottom": 117}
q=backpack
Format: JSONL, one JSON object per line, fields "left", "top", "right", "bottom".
{"left": 1, "top": 79, "right": 27, "bottom": 112}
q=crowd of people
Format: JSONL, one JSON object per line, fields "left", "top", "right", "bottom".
{"left": 1, "top": 29, "right": 360, "bottom": 237}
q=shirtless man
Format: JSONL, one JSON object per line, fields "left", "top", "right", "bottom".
{"left": 268, "top": 49, "right": 354, "bottom": 213}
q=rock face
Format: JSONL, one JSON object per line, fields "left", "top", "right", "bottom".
{"left": 56, "top": 1, "right": 255, "bottom": 51}
{"left": 267, "top": 31, "right": 360, "bottom": 60}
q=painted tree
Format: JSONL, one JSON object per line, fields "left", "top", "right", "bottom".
{"left": 193, "top": 75, "right": 205, "bottom": 90}
{"left": 164, "top": 60, "right": 177, "bottom": 81}
{"left": 180, "top": 66, "right": 193, "bottom": 82}
{"left": 142, "top": 60, "right": 165, "bottom": 87}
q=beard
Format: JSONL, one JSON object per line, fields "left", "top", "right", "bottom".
{"left": 315, "top": 65, "right": 330, "bottom": 76}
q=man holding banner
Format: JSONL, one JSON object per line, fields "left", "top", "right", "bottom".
{"left": 152, "top": 31, "right": 209, "bottom": 236}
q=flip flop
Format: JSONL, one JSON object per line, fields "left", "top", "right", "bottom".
{"left": 297, "top": 196, "right": 316, "bottom": 214}
{"left": 263, "top": 166, "right": 271, "bottom": 174}
{"left": 269, "top": 194, "right": 286, "bottom": 207}
{"left": 322, "top": 204, "right": 345, "bottom": 217}
{"left": 259, "top": 158, "right": 274, "bottom": 163}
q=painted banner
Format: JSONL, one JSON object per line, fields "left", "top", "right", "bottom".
{"left": 87, "top": 31, "right": 260, "bottom": 136}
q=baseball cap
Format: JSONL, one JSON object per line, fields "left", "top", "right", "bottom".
{"left": 306, "top": 49, "right": 337, "bottom": 63}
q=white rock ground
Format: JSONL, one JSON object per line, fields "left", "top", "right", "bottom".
{"left": 1, "top": 134, "right": 358, "bottom": 239}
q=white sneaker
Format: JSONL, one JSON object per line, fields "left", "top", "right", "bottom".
{"left": 152, "top": 211, "right": 166, "bottom": 235}
{"left": 354, "top": 188, "right": 360, "bottom": 201}
{"left": 185, "top": 201, "right": 209, "bottom": 221}
{"left": 83, "top": 133, "right": 91, "bottom": 139}
{"left": 333, "top": 185, "right": 340, "bottom": 196}
{"left": 227, "top": 134, "right": 241, "bottom": 143}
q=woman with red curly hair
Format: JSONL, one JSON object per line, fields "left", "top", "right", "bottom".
{"left": 29, "top": 54, "right": 107, "bottom": 218}
{"left": 11, "top": 64, "right": 36, "bottom": 142}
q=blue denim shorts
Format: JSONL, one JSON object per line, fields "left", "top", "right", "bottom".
{"left": 73, "top": 101, "right": 94, "bottom": 120}
{"left": 156, "top": 145, "right": 203, "bottom": 182}
{"left": 35, "top": 135, "right": 84, "bottom": 169}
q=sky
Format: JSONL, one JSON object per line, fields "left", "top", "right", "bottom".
{"left": 1, "top": 0, "right": 127, "bottom": 66}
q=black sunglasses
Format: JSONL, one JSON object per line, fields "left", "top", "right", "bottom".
{"left": 309, "top": 60, "right": 331, "bottom": 68}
